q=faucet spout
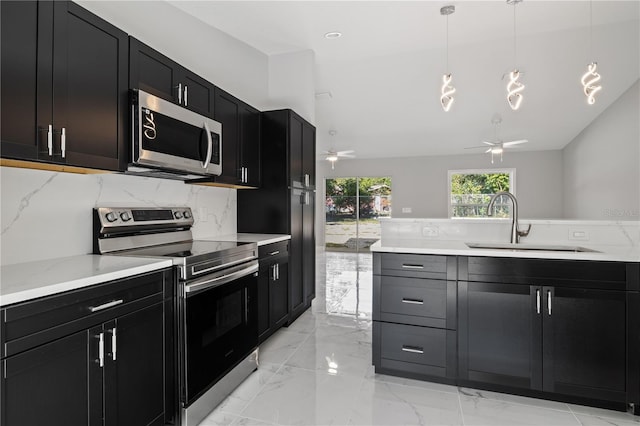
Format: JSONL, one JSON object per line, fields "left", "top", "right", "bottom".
{"left": 487, "top": 191, "right": 530, "bottom": 243}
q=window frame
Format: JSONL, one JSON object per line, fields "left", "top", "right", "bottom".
{"left": 447, "top": 168, "right": 516, "bottom": 219}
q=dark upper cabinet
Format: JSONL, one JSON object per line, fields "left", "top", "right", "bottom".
{"left": 129, "top": 37, "right": 215, "bottom": 119}
{"left": 0, "top": 1, "right": 128, "bottom": 171}
{"left": 213, "top": 87, "right": 261, "bottom": 187}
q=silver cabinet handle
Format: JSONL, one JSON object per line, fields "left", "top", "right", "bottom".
{"left": 548, "top": 290, "right": 552, "bottom": 316}
{"left": 184, "top": 85, "right": 188, "bottom": 107}
{"left": 536, "top": 289, "right": 541, "bottom": 314}
{"left": 202, "top": 121, "right": 213, "bottom": 169}
{"left": 244, "top": 167, "right": 249, "bottom": 183}
{"left": 305, "top": 192, "right": 310, "bottom": 205}
{"left": 177, "top": 83, "right": 182, "bottom": 104}
{"left": 61, "top": 127, "right": 66, "bottom": 158}
{"left": 304, "top": 174, "right": 310, "bottom": 187}
{"left": 401, "top": 345, "right": 424, "bottom": 354}
{"left": 47, "top": 124, "right": 53, "bottom": 156}
{"left": 98, "top": 332, "right": 105, "bottom": 367}
{"left": 90, "top": 299, "right": 124, "bottom": 313}
{"left": 402, "top": 264, "right": 424, "bottom": 270}
{"left": 111, "top": 328, "right": 117, "bottom": 361}
{"left": 244, "top": 287, "right": 249, "bottom": 323}
{"left": 268, "top": 250, "right": 280, "bottom": 256}
{"left": 276, "top": 263, "right": 280, "bottom": 280}
{"left": 271, "top": 264, "right": 276, "bottom": 280}
{"left": 402, "top": 298, "right": 424, "bottom": 305}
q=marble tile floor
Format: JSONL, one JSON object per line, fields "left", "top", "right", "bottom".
{"left": 200, "top": 250, "right": 639, "bottom": 426}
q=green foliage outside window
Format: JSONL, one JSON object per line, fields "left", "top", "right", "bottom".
{"left": 450, "top": 172, "right": 511, "bottom": 218}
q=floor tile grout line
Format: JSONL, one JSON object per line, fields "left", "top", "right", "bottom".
{"left": 457, "top": 387, "right": 468, "bottom": 426}
{"left": 567, "top": 404, "right": 585, "bottom": 425}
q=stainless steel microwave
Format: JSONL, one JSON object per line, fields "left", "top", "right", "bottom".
{"left": 129, "top": 89, "right": 222, "bottom": 179}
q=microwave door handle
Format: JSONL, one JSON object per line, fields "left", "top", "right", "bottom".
{"left": 202, "top": 122, "right": 213, "bottom": 169}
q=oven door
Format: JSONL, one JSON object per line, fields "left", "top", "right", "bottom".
{"left": 132, "top": 89, "right": 222, "bottom": 176}
{"left": 182, "top": 261, "right": 258, "bottom": 406}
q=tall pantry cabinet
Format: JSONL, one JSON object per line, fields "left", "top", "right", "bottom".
{"left": 238, "top": 109, "right": 316, "bottom": 322}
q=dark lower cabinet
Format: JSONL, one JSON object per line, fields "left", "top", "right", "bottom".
{"left": 458, "top": 256, "right": 638, "bottom": 411}
{"left": 0, "top": 269, "right": 175, "bottom": 426}
{"left": 258, "top": 241, "right": 290, "bottom": 343}
{"left": 1, "top": 0, "right": 128, "bottom": 171}
{"left": 1, "top": 330, "right": 94, "bottom": 426}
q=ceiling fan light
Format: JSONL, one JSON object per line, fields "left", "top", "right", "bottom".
{"left": 326, "top": 155, "right": 338, "bottom": 162}
{"left": 491, "top": 147, "right": 504, "bottom": 154}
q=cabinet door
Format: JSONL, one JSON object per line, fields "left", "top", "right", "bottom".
{"left": 271, "top": 260, "right": 290, "bottom": 329}
{"left": 258, "top": 262, "right": 272, "bottom": 342}
{"left": 289, "top": 114, "right": 304, "bottom": 187}
{"left": 542, "top": 286, "right": 627, "bottom": 402}
{"left": 53, "top": 1, "right": 128, "bottom": 170}
{"left": 302, "top": 190, "right": 315, "bottom": 305}
{"left": 240, "top": 102, "right": 261, "bottom": 187}
{"left": 104, "top": 303, "right": 165, "bottom": 426}
{"left": 214, "top": 88, "right": 241, "bottom": 184}
{"left": 179, "top": 70, "right": 215, "bottom": 118}
{"left": 0, "top": 0, "right": 44, "bottom": 161}
{"left": 301, "top": 122, "right": 316, "bottom": 188}
{"left": 129, "top": 37, "right": 179, "bottom": 103}
{"left": 1, "top": 328, "right": 102, "bottom": 426}
{"left": 289, "top": 189, "right": 305, "bottom": 317}
{"left": 459, "top": 282, "right": 542, "bottom": 390}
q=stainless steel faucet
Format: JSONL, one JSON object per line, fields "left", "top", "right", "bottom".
{"left": 487, "top": 191, "right": 531, "bottom": 243}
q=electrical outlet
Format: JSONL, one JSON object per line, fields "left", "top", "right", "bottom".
{"left": 422, "top": 226, "right": 439, "bottom": 237}
{"left": 402, "top": 207, "right": 412, "bottom": 214}
{"left": 568, "top": 229, "right": 589, "bottom": 240}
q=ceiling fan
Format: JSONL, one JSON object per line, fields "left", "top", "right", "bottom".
{"left": 465, "top": 114, "right": 528, "bottom": 163}
{"left": 320, "top": 130, "right": 355, "bottom": 169}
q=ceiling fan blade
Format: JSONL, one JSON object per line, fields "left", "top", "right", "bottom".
{"left": 336, "top": 150, "right": 355, "bottom": 155}
{"left": 464, "top": 145, "right": 490, "bottom": 150}
{"left": 339, "top": 154, "right": 355, "bottom": 158}
{"left": 503, "top": 139, "right": 528, "bottom": 146}
{"left": 481, "top": 141, "right": 496, "bottom": 146}
{"left": 485, "top": 148, "right": 492, "bottom": 153}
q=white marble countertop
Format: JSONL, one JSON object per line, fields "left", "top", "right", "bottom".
{"left": 371, "top": 240, "right": 640, "bottom": 262}
{"left": 201, "top": 233, "right": 291, "bottom": 246}
{"left": 0, "top": 255, "right": 173, "bottom": 307}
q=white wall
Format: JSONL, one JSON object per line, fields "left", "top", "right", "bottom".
{"left": 267, "top": 50, "right": 316, "bottom": 124}
{"left": 76, "top": 0, "right": 269, "bottom": 109}
{"left": 563, "top": 80, "right": 640, "bottom": 220}
{"left": 315, "top": 150, "right": 564, "bottom": 247}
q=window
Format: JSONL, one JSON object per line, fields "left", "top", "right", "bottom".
{"left": 448, "top": 169, "right": 515, "bottom": 218}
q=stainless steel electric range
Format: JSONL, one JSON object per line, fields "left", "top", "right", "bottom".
{"left": 94, "top": 207, "right": 259, "bottom": 426}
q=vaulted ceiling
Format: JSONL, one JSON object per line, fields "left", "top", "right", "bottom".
{"left": 169, "top": 1, "right": 639, "bottom": 159}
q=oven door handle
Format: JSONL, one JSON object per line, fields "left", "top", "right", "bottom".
{"left": 184, "top": 262, "right": 258, "bottom": 296}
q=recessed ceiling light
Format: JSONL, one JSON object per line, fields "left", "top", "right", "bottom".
{"left": 324, "top": 31, "right": 342, "bottom": 39}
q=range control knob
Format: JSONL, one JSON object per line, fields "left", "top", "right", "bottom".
{"left": 120, "top": 211, "right": 132, "bottom": 222}
{"left": 183, "top": 210, "right": 192, "bottom": 219}
{"left": 105, "top": 212, "right": 118, "bottom": 223}
{"left": 174, "top": 211, "right": 183, "bottom": 219}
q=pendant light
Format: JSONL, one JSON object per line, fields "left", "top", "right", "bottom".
{"left": 440, "top": 5, "right": 456, "bottom": 112}
{"left": 506, "top": 0, "right": 524, "bottom": 110}
{"left": 581, "top": 0, "right": 602, "bottom": 105}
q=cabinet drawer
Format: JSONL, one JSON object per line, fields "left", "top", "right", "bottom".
{"left": 259, "top": 240, "right": 289, "bottom": 260}
{"left": 380, "top": 322, "right": 445, "bottom": 366}
{"left": 375, "top": 276, "right": 456, "bottom": 329}
{"left": 1, "top": 269, "right": 169, "bottom": 358}
{"left": 378, "top": 253, "right": 452, "bottom": 280}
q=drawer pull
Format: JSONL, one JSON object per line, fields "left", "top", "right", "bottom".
{"left": 268, "top": 250, "right": 280, "bottom": 256}
{"left": 90, "top": 299, "right": 124, "bottom": 313}
{"left": 98, "top": 332, "right": 105, "bottom": 368}
{"left": 402, "top": 298, "right": 424, "bottom": 305}
{"left": 401, "top": 345, "right": 424, "bottom": 354}
{"left": 401, "top": 264, "right": 424, "bottom": 270}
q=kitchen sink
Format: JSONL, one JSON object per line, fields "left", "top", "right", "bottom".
{"left": 465, "top": 242, "right": 599, "bottom": 253}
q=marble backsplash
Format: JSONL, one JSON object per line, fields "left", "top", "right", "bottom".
{"left": 380, "top": 218, "right": 640, "bottom": 248}
{"left": 0, "top": 167, "right": 236, "bottom": 265}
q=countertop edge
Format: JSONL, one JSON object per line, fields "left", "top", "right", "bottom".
{"left": 201, "top": 233, "right": 291, "bottom": 246}
{"left": 1, "top": 259, "right": 173, "bottom": 308}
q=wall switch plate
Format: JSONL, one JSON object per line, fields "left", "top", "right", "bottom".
{"left": 402, "top": 207, "right": 412, "bottom": 213}
{"left": 422, "top": 226, "right": 439, "bottom": 237}
{"left": 568, "top": 229, "right": 589, "bottom": 240}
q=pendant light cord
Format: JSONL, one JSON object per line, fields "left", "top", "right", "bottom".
{"left": 589, "top": 0, "right": 593, "bottom": 60}
{"left": 513, "top": 1, "right": 517, "bottom": 67}
{"left": 446, "top": 14, "right": 450, "bottom": 73}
